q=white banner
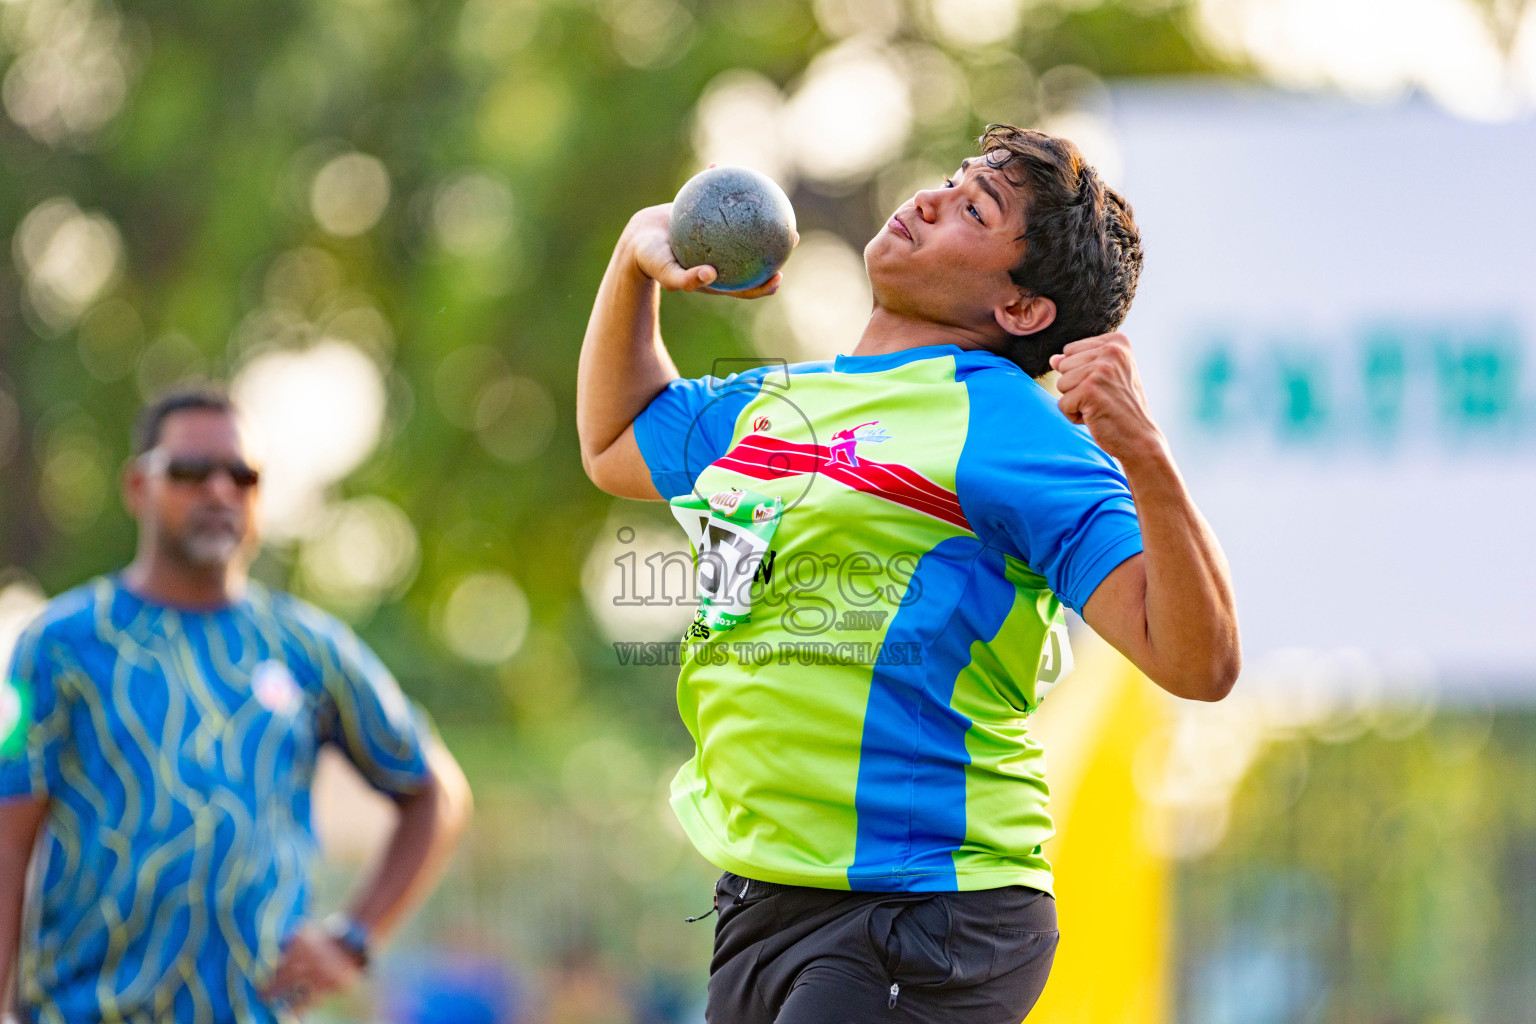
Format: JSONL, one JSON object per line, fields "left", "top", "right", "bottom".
{"left": 1111, "top": 84, "right": 1536, "bottom": 689}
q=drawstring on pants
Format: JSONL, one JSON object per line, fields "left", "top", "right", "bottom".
{"left": 684, "top": 902, "right": 718, "bottom": 923}
{"left": 686, "top": 877, "right": 751, "bottom": 923}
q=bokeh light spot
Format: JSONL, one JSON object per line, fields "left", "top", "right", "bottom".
{"left": 691, "top": 70, "right": 792, "bottom": 188}
{"left": 310, "top": 152, "right": 392, "bottom": 237}
{"left": 782, "top": 41, "right": 911, "bottom": 187}
{"left": 0, "top": 0, "right": 134, "bottom": 146}
{"left": 0, "top": 579, "right": 47, "bottom": 673}
{"left": 926, "top": 0, "right": 1025, "bottom": 49}
{"left": 76, "top": 297, "right": 144, "bottom": 381}
{"left": 433, "top": 171, "right": 515, "bottom": 258}
{"left": 581, "top": 516, "right": 696, "bottom": 641}
{"left": 761, "top": 230, "right": 870, "bottom": 361}
{"left": 456, "top": 0, "right": 540, "bottom": 64}
{"left": 813, "top": 0, "right": 902, "bottom": 40}
{"left": 1196, "top": 0, "right": 1518, "bottom": 120}
{"left": 299, "top": 495, "right": 420, "bottom": 618}
{"left": 233, "top": 340, "right": 388, "bottom": 537}
{"left": 437, "top": 571, "right": 531, "bottom": 665}
{"left": 135, "top": 332, "right": 205, "bottom": 400}
{"left": 475, "top": 375, "right": 556, "bottom": 465}
{"left": 320, "top": 301, "right": 395, "bottom": 361}
{"left": 898, "top": 44, "right": 968, "bottom": 126}
{"left": 435, "top": 345, "right": 510, "bottom": 429}
{"left": 12, "top": 196, "right": 123, "bottom": 333}
{"left": 264, "top": 247, "right": 343, "bottom": 315}
{"left": 602, "top": 0, "right": 696, "bottom": 69}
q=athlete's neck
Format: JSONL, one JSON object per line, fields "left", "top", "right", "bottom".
{"left": 851, "top": 308, "right": 1000, "bottom": 358}
{"left": 122, "top": 554, "right": 248, "bottom": 611}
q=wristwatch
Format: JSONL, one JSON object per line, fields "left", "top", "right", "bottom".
{"left": 322, "top": 913, "right": 372, "bottom": 970}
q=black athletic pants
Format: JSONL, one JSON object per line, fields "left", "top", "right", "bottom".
{"left": 706, "top": 871, "right": 1058, "bottom": 1024}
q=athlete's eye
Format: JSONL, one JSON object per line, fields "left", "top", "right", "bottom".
{"left": 943, "top": 177, "right": 955, "bottom": 188}
{"left": 968, "top": 204, "right": 983, "bottom": 224}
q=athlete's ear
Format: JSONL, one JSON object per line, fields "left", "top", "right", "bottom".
{"left": 996, "top": 293, "right": 1055, "bottom": 337}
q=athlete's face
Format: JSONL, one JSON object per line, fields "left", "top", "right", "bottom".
{"left": 125, "top": 409, "right": 262, "bottom": 570}
{"left": 864, "top": 154, "right": 1052, "bottom": 338}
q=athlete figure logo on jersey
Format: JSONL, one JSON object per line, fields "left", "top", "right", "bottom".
{"left": 826, "top": 421, "right": 890, "bottom": 468}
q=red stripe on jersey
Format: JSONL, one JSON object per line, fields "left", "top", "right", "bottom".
{"left": 717, "top": 435, "right": 972, "bottom": 532}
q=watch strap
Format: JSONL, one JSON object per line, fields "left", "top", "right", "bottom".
{"left": 322, "top": 913, "right": 371, "bottom": 970}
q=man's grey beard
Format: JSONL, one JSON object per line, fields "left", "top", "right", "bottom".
{"left": 178, "top": 526, "right": 245, "bottom": 566}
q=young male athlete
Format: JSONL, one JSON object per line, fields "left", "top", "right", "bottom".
{"left": 0, "top": 390, "right": 471, "bottom": 1023}
{"left": 576, "top": 125, "right": 1240, "bottom": 1022}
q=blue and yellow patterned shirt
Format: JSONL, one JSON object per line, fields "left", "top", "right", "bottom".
{"left": 0, "top": 576, "right": 434, "bottom": 1024}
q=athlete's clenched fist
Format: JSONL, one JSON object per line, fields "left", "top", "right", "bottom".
{"left": 1048, "top": 332, "right": 1163, "bottom": 464}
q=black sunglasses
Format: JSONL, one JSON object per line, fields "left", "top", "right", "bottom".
{"left": 143, "top": 452, "right": 261, "bottom": 489}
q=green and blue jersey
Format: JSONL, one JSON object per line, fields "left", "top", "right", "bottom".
{"left": 634, "top": 344, "right": 1143, "bottom": 894}
{"left": 0, "top": 577, "right": 432, "bottom": 1024}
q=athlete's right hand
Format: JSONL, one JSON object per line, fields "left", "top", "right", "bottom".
{"left": 621, "top": 204, "right": 784, "bottom": 299}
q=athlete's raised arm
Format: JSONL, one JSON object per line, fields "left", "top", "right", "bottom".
{"left": 1053, "top": 332, "right": 1242, "bottom": 702}
{"left": 577, "top": 204, "right": 782, "bottom": 500}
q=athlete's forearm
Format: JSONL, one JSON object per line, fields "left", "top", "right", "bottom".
{"left": 576, "top": 227, "right": 681, "bottom": 475}
{"left": 1118, "top": 436, "right": 1240, "bottom": 700}
{"left": 343, "top": 744, "right": 471, "bottom": 945}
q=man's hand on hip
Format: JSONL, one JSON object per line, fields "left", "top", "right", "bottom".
{"left": 1049, "top": 332, "right": 1164, "bottom": 464}
{"left": 260, "top": 921, "right": 362, "bottom": 1015}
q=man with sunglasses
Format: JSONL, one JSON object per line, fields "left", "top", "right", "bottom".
{"left": 0, "top": 389, "right": 471, "bottom": 1024}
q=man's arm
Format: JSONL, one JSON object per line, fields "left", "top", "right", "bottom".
{"left": 0, "top": 797, "right": 47, "bottom": 1016}
{"left": 340, "top": 741, "right": 471, "bottom": 941}
{"left": 261, "top": 743, "right": 471, "bottom": 1012}
{"left": 1051, "top": 333, "right": 1241, "bottom": 701}
{"left": 576, "top": 203, "right": 782, "bottom": 499}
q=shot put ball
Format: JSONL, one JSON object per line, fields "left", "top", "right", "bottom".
{"left": 668, "top": 166, "right": 797, "bottom": 292}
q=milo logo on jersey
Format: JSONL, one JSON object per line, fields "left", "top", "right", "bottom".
{"left": 0, "top": 676, "right": 31, "bottom": 758}
{"left": 671, "top": 488, "right": 784, "bottom": 630}
{"left": 707, "top": 489, "right": 780, "bottom": 527}
{"left": 707, "top": 489, "right": 745, "bottom": 515}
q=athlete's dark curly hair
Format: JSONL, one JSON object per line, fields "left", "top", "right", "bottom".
{"left": 980, "top": 124, "right": 1143, "bottom": 377}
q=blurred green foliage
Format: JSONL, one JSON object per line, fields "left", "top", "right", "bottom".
{"left": 1178, "top": 707, "right": 1536, "bottom": 1024}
